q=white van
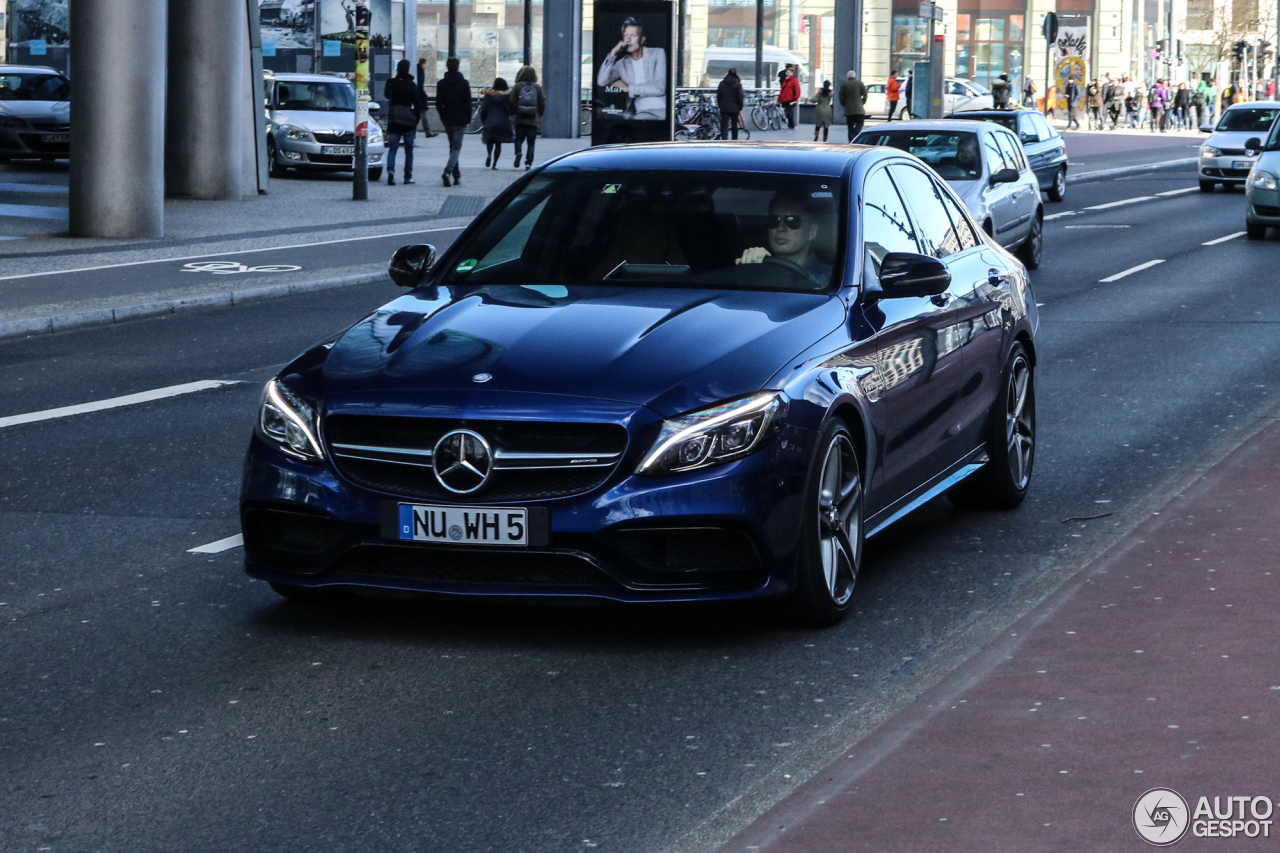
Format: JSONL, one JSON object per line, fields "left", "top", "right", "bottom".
{"left": 702, "top": 46, "right": 809, "bottom": 89}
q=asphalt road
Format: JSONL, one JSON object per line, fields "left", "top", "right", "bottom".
{"left": 2, "top": 165, "right": 1278, "bottom": 853}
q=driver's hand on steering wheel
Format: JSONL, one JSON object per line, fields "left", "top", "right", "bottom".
{"left": 736, "top": 247, "right": 771, "bottom": 265}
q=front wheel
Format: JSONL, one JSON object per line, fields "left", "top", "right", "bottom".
{"left": 267, "top": 140, "right": 287, "bottom": 178}
{"left": 790, "top": 420, "right": 863, "bottom": 627}
{"left": 1016, "top": 211, "right": 1043, "bottom": 269}
{"left": 1048, "top": 167, "right": 1067, "bottom": 202}
{"left": 1246, "top": 220, "right": 1266, "bottom": 239}
{"left": 950, "top": 343, "right": 1036, "bottom": 509}
{"left": 368, "top": 167, "right": 383, "bottom": 182}
{"left": 750, "top": 106, "right": 769, "bottom": 130}
{"left": 1199, "top": 179, "right": 1215, "bottom": 192}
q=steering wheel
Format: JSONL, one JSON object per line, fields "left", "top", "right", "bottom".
{"left": 761, "top": 254, "right": 815, "bottom": 281}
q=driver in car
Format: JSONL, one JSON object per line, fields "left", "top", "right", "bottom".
{"left": 736, "top": 193, "right": 832, "bottom": 282}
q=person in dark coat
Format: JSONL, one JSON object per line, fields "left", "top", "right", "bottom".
{"left": 435, "top": 57, "right": 472, "bottom": 187}
{"left": 991, "top": 73, "right": 1011, "bottom": 109}
{"left": 509, "top": 66, "right": 545, "bottom": 170}
{"left": 837, "top": 70, "right": 867, "bottom": 142}
{"left": 415, "top": 56, "right": 436, "bottom": 136}
{"left": 480, "top": 78, "right": 515, "bottom": 169}
{"left": 383, "top": 58, "right": 426, "bottom": 185}
{"left": 716, "top": 67, "right": 744, "bottom": 140}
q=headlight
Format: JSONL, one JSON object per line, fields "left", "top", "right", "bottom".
{"left": 1201, "top": 145, "right": 1223, "bottom": 157}
{"left": 283, "top": 125, "right": 312, "bottom": 141}
{"left": 0, "top": 114, "right": 27, "bottom": 128}
{"left": 636, "top": 392, "right": 788, "bottom": 475}
{"left": 255, "top": 379, "right": 325, "bottom": 462}
{"left": 367, "top": 123, "right": 383, "bottom": 142}
{"left": 1249, "top": 170, "right": 1278, "bottom": 191}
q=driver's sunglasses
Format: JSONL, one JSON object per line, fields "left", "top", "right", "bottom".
{"left": 767, "top": 215, "right": 805, "bottom": 230}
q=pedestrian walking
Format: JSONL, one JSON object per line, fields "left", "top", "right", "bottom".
{"left": 1173, "top": 82, "right": 1191, "bottom": 130}
{"left": 479, "top": 77, "right": 514, "bottom": 169}
{"left": 886, "top": 72, "right": 901, "bottom": 120}
{"left": 1086, "top": 79, "right": 1103, "bottom": 129}
{"left": 838, "top": 69, "right": 867, "bottom": 141}
{"left": 716, "top": 66, "right": 744, "bottom": 140}
{"left": 416, "top": 56, "right": 436, "bottom": 137}
{"left": 1134, "top": 82, "right": 1147, "bottom": 128}
{"left": 1023, "top": 77, "right": 1037, "bottom": 109}
{"left": 1065, "top": 77, "right": 1082, "bottom": 129}
{"left": 992, "top": 73, "right": 1011, "bottom": 109}
{"left": 1148, "top": 79, "right": 1167, "bottom": 132}
{"left": 1104, "top": 76, "right": 1122, "bottom": 129}
{"left": 435, "top": 57, "right": 471, "bottom": 187}
{"left": 384, "top": 58, "right": 425, "bottom": 185}
{"left": 811, "top": 80, "right": 833, "bottom": 142}
{"left": 1192, "top": 78, "right": 1211, "bottom": 128}
{"left": 778, "top": 67, "right": 801, "bottom": 132}
{"left": 904, "top": 69, "right": 915, "bottom": 117}
{"left": 509, "top": 66, "right": 545, "bottom": 170}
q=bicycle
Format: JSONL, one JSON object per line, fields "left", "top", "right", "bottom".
{"left": 748, "top": 94, "right": 784, "bottom": 131}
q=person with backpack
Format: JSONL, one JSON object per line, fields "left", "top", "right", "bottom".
{"left": 509, "top": 65, "right": 545, "bottom": 171}
{"left": 383, "top": 58, "right": 426, "bottom": 185}
{"left": 435, "top": 57, "right": 472, "bottom": 187}
{"left": 991, "top": 73, "right": 1011, "bottom": 109}
{"left": 1023, "top": 77, "right": 1037, "bottom": 108}
{"left": 716, "top": 67, "right": 744, "bottom": 140}
{"left": 479, "top": 77, "right": 514, "bottom": 169}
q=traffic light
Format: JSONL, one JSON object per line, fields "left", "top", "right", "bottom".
{"left": 1233, "top": 40, "right": 1247, "bottom": 63}
{"left": 1259, "top": 40, "right": 1274, "bottom": 62}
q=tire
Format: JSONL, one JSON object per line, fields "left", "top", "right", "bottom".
{"left": 1199, "top": 179, "right": 1215, "bottom": 193}
{"left": 1047, "top": 167, "right": 1067, "bottom": 202}
{"left": 1246, "top": 220, "right": 1266, "bottom": 239}
{"left": 770, "top": 109, "right": 784, "bottom": 131}
{"left": 1016, "top": 211, "right": 1043, "bottom": 270}
{"left": 949, "top": 343, "right": 1036, "bottom": 510}
{"left": 790, "top": 420, "right": 864, "bottom": 628}
{"left": 368, "top": 167, "right": 383, "bottom": 181}
{"left": 580, "top": 105, "right": 593, "bottom": 137}
{"left": 750, "top": 106, "right": 769, "bottom": 131}
{"left": 267, "top": 140, "right": 287, "bottom": 178}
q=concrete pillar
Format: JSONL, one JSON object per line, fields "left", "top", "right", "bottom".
{"left": 167, "top": 0, "right": 257, "bottom": 199}
{"left": 69, "top": 0, "right": 166, "bottom": 238}
{"left": 541, "top": 0, "right": 581, "bottom": 138}
{"left": 832, "top": 0, "right": 864, "bottom": 121}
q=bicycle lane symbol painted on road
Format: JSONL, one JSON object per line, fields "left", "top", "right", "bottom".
{"left": 182, "top": 262, "right": 302, "bottom": 275}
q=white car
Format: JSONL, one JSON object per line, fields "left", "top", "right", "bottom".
{"left": 0, "top": 65, "right": 71, "bottom": 162}
{"left": 264, "top": 72, "right": 385, "bottom": 181}
{"left": 1199, "top": 101, "right": 1280, "bottom": 192}
{"left": 865, "top": 77, "right": 993, "bottom": 119}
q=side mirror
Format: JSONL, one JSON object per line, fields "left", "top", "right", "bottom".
{"left": 1245, "top": 137, "right": 1262, "bottom": 155}
{"left": 389, "top": 244, "right": 436, "bottom": 288}
{"left": 367, "top": 101, "right": 380, "bottom": 112}
{"left": 878, "top": 252, "right": 951, "bottom": 298}
{"left": 989, "top": 167, "right": 1019, "bottom": 185}
{"left": 1199, "top": 124, "right": 1213, "bottom": 133}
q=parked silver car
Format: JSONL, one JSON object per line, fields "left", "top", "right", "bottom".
{"left": 1245, "top": 117, "right": 1280, "bottom": 238}
{"left": 0, "top": 65, "right": 71, "bottom": 162}
{"left": 1199, "top": 101, "right": 1280, "bottom": 192}
{"left": 265, "top": 72, "right": 385, "bottom": 181}
{"left": 856, "top": 119, "right": 1042, "bottom": 268}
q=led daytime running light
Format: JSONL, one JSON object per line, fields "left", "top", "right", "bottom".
{"left": 637, "top": 392, "right": 786, "bottom": 475}
{"left": 259, "top": 379, "right": 325, "bottom": 462}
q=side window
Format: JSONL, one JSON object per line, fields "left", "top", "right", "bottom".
{"left": 862, "top": 168, "right": 920, "bottom": 279}
{"left": 1031, "top": 113, "right": 1056, "bottom": 140}
{"left": 1017, "top": 114, "right": 1040, "bottom": 143}
{"left": 982, "top": 134, "right": 1004, "bottom": 175}
{"left": 890, "top": 165, "right": 964, "bottom": 259}
{"left": 995, "top": 132, "right": 1026, "bottom": 172}
{"left": 935, "top": 183, "right": 979, "bottom": 250}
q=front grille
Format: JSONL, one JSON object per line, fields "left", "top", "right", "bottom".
{"left": 1254, "top": 204, "right": 1280, "bottom": 217}
{"left": 29, "top": 122, "right": 70, "bottom": 133}
{"left": 308, "top": 153, "right": 353, "bottom": 165}
{"left": 327, "top": 543, "right": 614, "bottom": 587}
{"left": 313, "top": 131, "right": 355, "bottom": 144}
{"left": 325, "top": 415, "right": 629, "bottom": 503}
{"left": 18, "top": 133, "right": 69, "bottom": 153}
{"left": 1217, "top": 147, "right": 1246, "bottom": 156}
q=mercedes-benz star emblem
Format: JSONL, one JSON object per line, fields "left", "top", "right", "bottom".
{"left": 432, "top": 429, "right": 493, "bottom": 494}
{"left": 472, "top": 373, "right": 492, "bottom": 383}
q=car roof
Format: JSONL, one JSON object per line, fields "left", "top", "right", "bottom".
{"left": 863, "top": 119, "right": 1005, "bottom": 135}
{"left": 270, "top": 73, "right": 354, "bottom": 85}
{"left": 1224, "top": 101, "right": 1280, "bottom": 109}
{"left": 544, "top": 142, "right": 869, "bottom": 177}
{"left": 0, "top": 65, "right": 67, "bottom": 76}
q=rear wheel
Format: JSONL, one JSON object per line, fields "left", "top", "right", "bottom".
{"left": 950, "top": 343, "right": 1036, "bottom": 509}
{"left": 1246, "top": 220, "right": 1266, "bottom": 239}
{"left": 750, "top": 106, "right": 769, "bottom": 130}
{"left": 790, "top": 420, "right": 863, "bottom": 628}
{"left": 1047, "top": 167, "right": 1067, "bottom": 202}
{"left": 1016, "top": 211, "right": 1043, "bottom": 269}
{"left": 1199, "top": 179, "right": 1215, "bottom": 193}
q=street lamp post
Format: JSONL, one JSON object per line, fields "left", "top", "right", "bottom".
{"left": 353, "top": 0, "right": 371, "bottom": 200}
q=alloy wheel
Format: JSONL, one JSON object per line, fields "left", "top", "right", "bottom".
{"left": 816, "top": 433, "right": 861, "bottom": 607}
{"left": 1005, "top": 355, "right": 1035, "bottom": 491}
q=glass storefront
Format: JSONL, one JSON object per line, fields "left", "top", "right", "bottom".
{"left": 417, "top": 0, "right": 543, "bottom": 85}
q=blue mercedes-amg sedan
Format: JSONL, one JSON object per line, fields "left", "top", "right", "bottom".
{"left": 240, "top": 143, "right": 1039, "bottom": 626}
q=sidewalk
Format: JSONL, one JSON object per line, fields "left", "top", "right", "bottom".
{"left": 717, "top": 410, "right": 1280, "bottom": 852}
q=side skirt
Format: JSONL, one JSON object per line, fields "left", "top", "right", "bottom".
{"left": 865, "top": 449, "right": 989, "bottom": 539}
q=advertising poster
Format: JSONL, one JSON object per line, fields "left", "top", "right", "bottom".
{"left": 9, "top": 0, "right": 69, "bottom": 47}
{"left": 592, "top": 0, "right": 675, "bottom": 145}
{"left": 1054, "top": 16, "right": 1088, "bottom": 112}
{"left": 260, "top": 0, "right": 315, "bottom": 51}
{"left": 320, "top": 0, "right": 391, "bottom": 48}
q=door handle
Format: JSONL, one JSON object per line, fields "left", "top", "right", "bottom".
{"left": 987, "top": 268, "right": 1008, "bottom": 287}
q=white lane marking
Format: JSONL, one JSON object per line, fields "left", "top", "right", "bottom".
{"left": 1065, "top": 224, "right": 1131, "bottom": 229}
{"left": 0, "top": 202, "right": 68, "bottom": 220}
{"left": 1099, "top": 259, "right": 1166, "bottom": 283}
{"left": 1157, "top": 187, "right": 1199, "bottom": 196}
{"left": 0, "top": 182, "right": 70, "bottom": 194}
{"left": 0, "top": 379, "right": 243, "bottom": 430}
{"left": 0, "top": 226, "right": 466, "bottom": 283}
{"left": 1044, "top": 210, "right": 1078, "bottom": 221}
{"left": 189, "top": 533, "right": 244, "bottom": 554}
{"left": 1203, "top": 231, "right": 1246, "bottom": 246}
{"left": 1085, "top": 196, "right": 1155, "bottom": 211}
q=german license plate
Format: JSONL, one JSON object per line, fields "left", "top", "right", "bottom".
{"left": 1234, "top": 160, "right": 1255, "bottom": 170}
{"left": 42, "top": 133, "right": 69, "bottom": 144}
{"left": 322, "top": 145, "right": 354, "bottom": 155}
{"left": 397, "top": 503, "right": 528, "bottom": 546}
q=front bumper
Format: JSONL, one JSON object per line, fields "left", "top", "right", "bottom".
{"left": 1200, "top": 155, "right": 1256, "bottom": 182}
{"left": 1247, "top": 184, "right": 1280, "bottom": 223}
{"left": 274, "top": 133, "right": 385, "bottom": 170}
{"left": 0, "top": 124, "right": 70, "bottom": 158}
{"left": 240, "top": 412, "right": 816, "bottom": 604}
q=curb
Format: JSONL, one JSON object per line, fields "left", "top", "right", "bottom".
{"left": 1067, "top": 156, "right": 1198, "bottom": 184}
{"left": 0, "top": 269, "right": 388, "bottom": 343}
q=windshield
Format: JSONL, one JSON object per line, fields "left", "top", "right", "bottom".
{"left": 0, "top": 73, "right": 70, "bottom": 102}
{"left": 442, "top": 171, "right": 845, "bottom": 293}
{"left": 857, "top": 129, "right": 983, "bottom": 180}
{"left": 274, "top": 81, "right": 354, "bottom": 112}
{"left": 1216, "top": 107, "right": 1279, "bottom": 133}
{"left": 979, "top": 114, "right": 1016, "bottom": 131}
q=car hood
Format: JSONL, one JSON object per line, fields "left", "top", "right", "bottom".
{"left": 1205, "top": 129, "right": 1268, "bottom": 150}
{"left": 0, "top": 100, "right": 70, "bottom": 121}
{"left": 318, "top": 284, "right": 846, "bottom": 417}
{"left": 273, "top": 109, "right": 354, "bottom": 133}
